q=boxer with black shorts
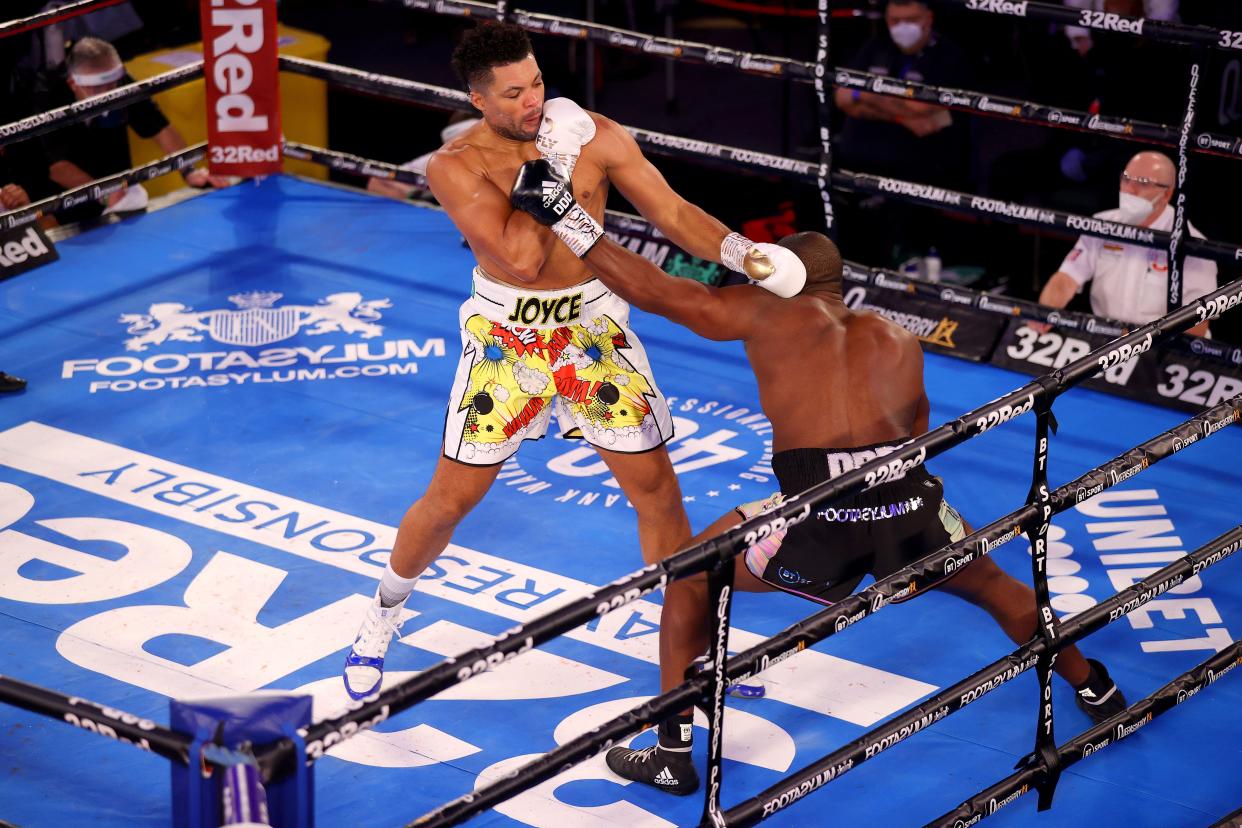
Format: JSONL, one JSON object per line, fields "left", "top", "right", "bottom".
{"left": 510, "top": 169, "right": 1128, "bottom": 796}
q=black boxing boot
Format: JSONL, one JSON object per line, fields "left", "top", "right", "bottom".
{"left": 1074, "top": 658, "right": 1128, "bottom": 724}
{"left": 605, "top": 713, "right": 699, "bottom": 796}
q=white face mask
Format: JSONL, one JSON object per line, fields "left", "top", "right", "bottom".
{"left": 889, "top": 21, "right": 926, "bottom": 51}
{"left": 1117, "top": 190, "right": 1159, "bottom": 224}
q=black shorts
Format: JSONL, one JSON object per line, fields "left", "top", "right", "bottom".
{"left": 736, "top": 442, "right": 967, "bottom": 606}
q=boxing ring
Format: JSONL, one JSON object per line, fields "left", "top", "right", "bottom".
{"left": 1, "top": 1, "right": 1240, "bottom": 827}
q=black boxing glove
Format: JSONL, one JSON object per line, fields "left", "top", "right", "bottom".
{"left": 510, "top": 158, "right": 603, "bottom": 257}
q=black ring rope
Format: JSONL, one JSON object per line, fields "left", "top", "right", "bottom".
{"left": 4, "top": 53, "right": 1187, "bottom": 272}
{"left": 374, "top": 0, "right": 812, "bottom": 79}
{"left": 828, "top": 68, "right": 1242, "bottom": 159}
{"left": 0, "top": 143, "right": 205, "bottom": 231}
{"left": 0, "top": 0, "right": 125, "bottom": 39}
{"left": 271, "top": 140, "right": 1239, "bottom": 369}
{"left": 383, "top": 0, "right": 1242, "bottom": 57}
{"left": 283, "top": 141, "right": 427, "bottom": 187}
{"left": 845, "top": 255, "right": 1242, "bottom": 367}
{"left": 0, "top": 63, "right": 205, "bottom": 149}
{"left": 0, "top": 674, "right": 193, "bottom": 765}
{"left": 269, "top": 58, "right": 1242, "bottom": 266}
{"left": 405, "top": 393, "right": 1241, "bottom": 826}
{"left": 389, "top": 0, "right": 1242, "bottom": 159}
{"left": 30, "top": 128, "right": 1204, "bottom": 374}
{"left": 925, "top": 641, "right": 1242, "bottom": 828}
{"left": 722, "top": 527, "right": 1242, "bottom": 826}
{"left": 281, "top": 136, "right": 1242, "bottom": 376}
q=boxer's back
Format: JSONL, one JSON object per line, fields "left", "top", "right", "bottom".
{"left": 746, "top": 296, "right": 925, "bottom": 453}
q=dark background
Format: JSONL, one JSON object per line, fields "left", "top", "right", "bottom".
{"left": 5, "top": 0, "right": 1241, "bottom": 341}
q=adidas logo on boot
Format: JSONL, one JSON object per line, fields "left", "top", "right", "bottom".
{"left": 1075, "top": 658, "right": 1128, "bottom": 724}
{"left": 605, "top": 744, "right": 699, "bottom": 796}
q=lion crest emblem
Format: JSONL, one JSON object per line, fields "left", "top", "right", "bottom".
{"left": 118, "top": 291, "right": 393, "bottom": 351}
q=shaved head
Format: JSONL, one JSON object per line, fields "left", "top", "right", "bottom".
{"left": 1125, "top": 151, "right": 1175, "bottom": 187}
{"left": 1119, "top": 151, "right": 1175, "bottom": 224}
{"left": 778, "top": 232, "right": 843, "bottom": 297}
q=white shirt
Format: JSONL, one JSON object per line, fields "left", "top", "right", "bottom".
{"left": 1058, "top": 204, "right": 1217, "bottom": 326}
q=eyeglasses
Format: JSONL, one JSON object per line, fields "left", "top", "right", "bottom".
{"left": 1120, "top": 172, "right": 1172, "bottom": 189}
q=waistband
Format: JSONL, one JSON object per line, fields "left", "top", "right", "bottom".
{"left": 470, "top": 267, "right": 612, "bottom": 328}
{"left": 773, "top": 439, "right": 928, "bottom": 494}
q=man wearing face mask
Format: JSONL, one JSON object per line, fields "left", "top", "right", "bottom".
{"left": 833, "top": 0, "right": 971, "bottom": 267}
{"left": 33, "top": 37, "right": 226, "bottom": 222}
{"left": 833, "top": 0, "right": 971, "bottom": 188}
{"left": 1037, "top": 151, "right": 1216, "bottom": 337}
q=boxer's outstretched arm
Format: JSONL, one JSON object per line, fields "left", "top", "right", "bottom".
{"left": 585, "top": 235, "right": 766, "bottom": 341}
{"left": 593, "top": 116, "right": 732, "bottom": 262}
{"left": 426, "top": 150, "right": 555, "bottom": 283}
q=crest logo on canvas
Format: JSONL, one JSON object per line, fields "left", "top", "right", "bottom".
{"left": 61, "top": 290, "right": 445, "bottom": 393}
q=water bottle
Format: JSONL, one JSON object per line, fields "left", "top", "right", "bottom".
{"left": 925, "top": 247, "right": 942, "bottom": 283}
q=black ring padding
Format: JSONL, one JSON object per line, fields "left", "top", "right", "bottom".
{"left": 842, "top": 261, "right": 1242, "bottom": 369}
{"left": 925, "top": 641, "right": 1242, "bottom": 828}
{"left": 0, "top": 674, "right": 193, "bottom": 765}
{"left": 930, "top": 0, "right": 1234, "bottom": 52}
{"left": 0, "top": 0, "right": 123, "bottom": 38}
{"left": 722, "top": 526, "right": 1242, "bottom": 827}
{"left": 0, "top": 144, "right": 205, "bottom": 231}
{"left": 0, "top": 63, "right": 204, "bottom": 149}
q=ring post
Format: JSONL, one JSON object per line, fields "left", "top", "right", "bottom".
{"left": 171, "top": 694, "right": 313, "bottom": 828}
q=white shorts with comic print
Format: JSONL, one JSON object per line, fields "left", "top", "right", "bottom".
{"left": 443, "top": 269, "right": 675, "bottom": 465}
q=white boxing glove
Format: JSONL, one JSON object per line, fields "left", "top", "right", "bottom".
{"left": 536, "top": 97, "right": 596, "bottom": 179}
{"left": 720, "top": 232, "right": 807, "bottom": 298}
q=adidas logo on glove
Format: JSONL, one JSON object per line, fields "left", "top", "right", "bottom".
{"left": 539, "top": 179, "right": 572, "bottom": 217}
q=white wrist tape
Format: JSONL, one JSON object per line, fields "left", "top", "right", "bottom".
{"left": 551, "top": 203, "right": 604, "bottom": 258}
{"left": 719, "top": 232, "right": 754, "bottom": 273}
